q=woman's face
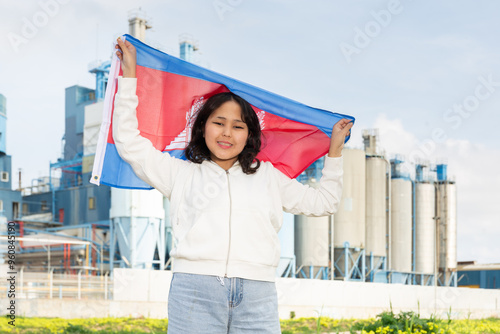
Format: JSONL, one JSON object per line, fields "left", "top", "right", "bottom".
{"left": 204, "top": 100, "right": 249, "bottom": 170}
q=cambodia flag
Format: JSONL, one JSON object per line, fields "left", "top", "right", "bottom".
{"left": 91, "top": 34, "right": 355, "bottom": 189}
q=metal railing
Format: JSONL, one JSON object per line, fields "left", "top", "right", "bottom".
{"left": 0, "top": 268, "right": 112, "bottom": 300}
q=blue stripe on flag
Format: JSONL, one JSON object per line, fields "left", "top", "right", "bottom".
{"left": 124, "top": 34, "right": 355, "bottom": 140}
{"left": 100, "top": 143, "right": 152, "bottom": 189}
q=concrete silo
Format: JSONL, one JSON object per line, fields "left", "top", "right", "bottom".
{"left": 363, "top": 130, "right": 388, "bottom": 274}
{"left": 436, "top": 164, "right": 457, "bottom": 286}
{"left": 414, "top": 164, "right": 436, "bottom": 275}
{"left": 390, "top": 157, "right": 412, "bottom": 273}
{"left": 365, "top": 158, "right": 387, "bottom": 262}
{"left": 294, "top": 167, "right": 330, "bottom": 279}
{"left": 110, "top": 188, "right": 166, "bottom": 270}
{"left": 415, "top": 182, "right": 436, "bottom": 274}
{"left": 295, "top": 212, "right": 330, "bottom": 279}
{"left": 333, "top": 148, "right": 366, "bottom": 280}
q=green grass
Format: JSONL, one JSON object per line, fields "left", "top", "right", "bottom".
{"left": 0, "top": 317, "right": 169, "bottom": 334}
{"left": 2, "top": 315, "right": 499, "bottom": 333}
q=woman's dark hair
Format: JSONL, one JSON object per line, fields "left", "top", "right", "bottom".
{"left": 185, "top": 92, "right": 261, "bottom": 174}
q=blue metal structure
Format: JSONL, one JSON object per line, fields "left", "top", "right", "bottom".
{"left": 458, "top": 268, "right": 500, "bottom": 289}
{"left": 0, "top": 94, "right": 6, "bottom": 154}
{"left": 64, "top": 85, "right": 96, "bottom": 162}
{"left": 390, "top": 155, "right": 410, "bottom": 180}
{"left": 12, "top": 75, "right": 111, "bottom": 273}
{"left": 297, "top": 157, "right": 324, "bottom": 184}
{"left": 0, "top": 93, "right": 23, "bottom": 221}
{"left": 0, "top": 188, "right": 22, "bottom": 221}
{"left": 373, "top": 270, "right": 435, "bottom": 285}
{"left": 415, "top": 164, "right": 425, "bottom": 182}
{"left": 22, "top": 173, "right": 111, "bottom": 226}
{"left": 297, "top": 266, "right": 329, "bottom": 280}
{"left": 61, "top": 85, "right": 96, "bottom": 190}
{"left": 440, "top": 272, "right": 457, "bottom": 287}
{"left": 46, "top": 222, "right": 110, "bottom": 271}
{"left": 4, "top": 221, "right": 109, "bottom": 273}
{"left": 180, "top": 42, "right": 195, "bottom": 63}
{"left": 334, "top": 242, "right": 366, "bottom": 281}
{"left": 109, "top": 217, "right": 165, "bottom": 270}
{"left": 88, "top": 61, "right": 111, "bottom": 101}
{"left": 368, "top": 251, "right": 387, "bottom": 282}
{"left": 179, "top": 38, "right": 198, "bottom": 63}
{"left": 29, "top": 79, "right": 111, "bottom": 227}
{"left": 436, "top": 164, "right": 447, "bottom": 182}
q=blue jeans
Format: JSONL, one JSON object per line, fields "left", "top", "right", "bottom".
{"left": 167, "top": 272, "right": 281, "bottom": 333}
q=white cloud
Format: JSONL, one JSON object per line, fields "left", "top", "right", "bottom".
{"left": 373, "top": 114, "right": 419, "bottom": 156}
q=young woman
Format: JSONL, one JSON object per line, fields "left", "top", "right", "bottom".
{"left": 114, "top": 37, "right": 353, "bottom": 334}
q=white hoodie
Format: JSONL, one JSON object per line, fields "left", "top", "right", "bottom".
{"left": 113, "top": 77, "right": 343, "bottom": 282}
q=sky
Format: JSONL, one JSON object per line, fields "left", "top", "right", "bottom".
{"left": 0, "top": 0, "right": 499, "bottom": 264}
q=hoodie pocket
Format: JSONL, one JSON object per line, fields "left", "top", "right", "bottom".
{"left": 174, "top": 210, "right": 229, "bottom": 262}
{"left": 230, "top": 210, "right": 280, "bottom": 266}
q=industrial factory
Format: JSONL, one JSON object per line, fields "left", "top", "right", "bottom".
{"left": 0, "top": 12, "right": 497, "bottom": 303}
{"left": 289, "top": 130, "right": 458, "bottom": 287}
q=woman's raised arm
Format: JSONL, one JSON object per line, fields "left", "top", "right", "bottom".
{"left": 112, "top": 37, "right": 188, "bottom": 197}
{"left": 276, "top": 118, "right": 353, "bottom": 216}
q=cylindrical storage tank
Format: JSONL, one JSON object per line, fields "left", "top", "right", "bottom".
{"left": 390, "top": 178, "right": 412, "bottom": 272}
{"left": 294, "top": 178, "right": 329, "bottom": 277}
{"left": 334, "top": 148, "right": 366, "bottom": 248}
{"left": 415, "top": 182, "right": 435, "bottom": 274}
{"left": 437, "top": 182, "right": 457, "bottom": 270}
{"left": 277, "top": 212, "right": 295, "bottom": 277}
{"left": 110, "top": 188, "right": 165, "bottom": 269}
{"left": 365, "top": 157, "right": 387, "bottom": 258}
{"left": 334, "top": 148, "right": 366, "bottom": 278}
{"left": 294, "top": 214, "right": 329, "bottom": 275}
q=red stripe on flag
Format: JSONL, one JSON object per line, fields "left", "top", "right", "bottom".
{"left": 258, "top": 111, "right": 330, "bottom": 178}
